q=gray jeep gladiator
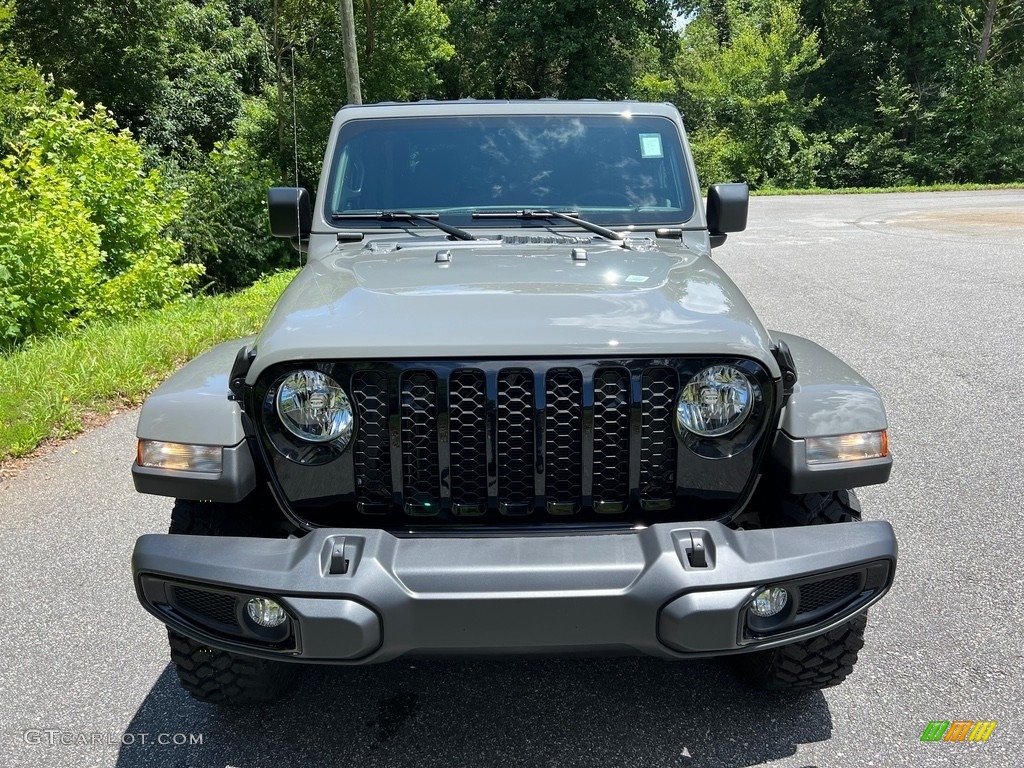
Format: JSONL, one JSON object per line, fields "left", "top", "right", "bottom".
{"left": 131, "top": 100, "right": 896, "bottom": 704}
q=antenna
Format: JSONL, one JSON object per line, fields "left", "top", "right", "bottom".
{"left": 291, "top": 47, "right": 303, "bottom": 266}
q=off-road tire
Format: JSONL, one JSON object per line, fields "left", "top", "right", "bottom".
{"left": 166, "top": 497, "right": 299, "bottom": 704}
{"left": 734, "top": 612, "right": 868, "bottom": 690}
{"left": 734, "top": 489, "right": 868, "bottom": 690}
{"left": 167, "top": 629, "right": 297, "bottom": 704}
{"left": 770, "top": 488, "right": 862, "bottom": 527}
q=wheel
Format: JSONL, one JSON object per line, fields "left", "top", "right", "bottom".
{"left": 166, "top": 497, "right": 300, "bottom": 704}
{"left": 733, "top": 488, "right": 869, "bottom": 690}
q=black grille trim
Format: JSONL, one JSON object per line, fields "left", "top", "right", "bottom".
{"left": 352, "top": 370, "right": 392, "bottom": 506}
{"left": 256, "top": 357, "right": 775, "bottom": 527}
{"left": 401, "top": 371, "right": 440, "bottom": 513}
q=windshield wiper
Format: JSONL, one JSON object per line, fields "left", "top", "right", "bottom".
{"left": 331, "top": 210, "right": 476, "bottom": 241}
{"left": 471, "top": 209, "right": 624, "bottom": 244}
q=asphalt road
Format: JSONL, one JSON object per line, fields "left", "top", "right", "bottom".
{"left": 2, "top": 190, "right": 1022, "bottom": 768}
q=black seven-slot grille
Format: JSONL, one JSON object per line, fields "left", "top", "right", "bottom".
{"left": 258, "top": 358, "right": 773, "bottom": 526}
{"left": 350, "top": 362, "right": 679, "bottom": 517}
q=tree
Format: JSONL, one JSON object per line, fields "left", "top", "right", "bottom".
{"left": 339, "top": 0, "right": 362, "bottom": 103}
{"left": 438, "top": 0, "right": 678, "bottom": 99}
{"left": 9, "top": 0, "right": 175, "bottom": 133}
{"left": 968, "top": 0, "right": 1024, "bottom": 64}
{"left": 0, "top": 0, "right": 48, "bottom": 145}
{"left": 142, "top": 1, "right": 269, "bottom": 166}
{"left": 670, "top": 0, "right": 826, "bottom": 187}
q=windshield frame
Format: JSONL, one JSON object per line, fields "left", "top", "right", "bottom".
{"left": 322, "top": 112, "right": 697, "bottom": 231}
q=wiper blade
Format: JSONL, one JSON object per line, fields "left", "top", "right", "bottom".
{"left": 472, "top": 209, "right": 624, "bottom": 243}
{"left": 331, "top": 210, "right": 476, "bottom": 241}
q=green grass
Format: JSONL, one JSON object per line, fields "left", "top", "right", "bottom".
{"left": 0, "top": 269, "right": 296, "bottom": 463}
{"left": 754, "top": 182, "right": 1024, "bottom": 196}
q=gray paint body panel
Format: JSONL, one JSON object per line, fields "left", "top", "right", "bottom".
{"left": 771, "top": 331, "right": 889, "bottom": 437}
{"left": 132, "top": 520, "right": 896, "bottom": 662}
{"left": 249, "top": 241, "right": 779, "bottom": 380}
{"left": 136, "top": 337, "right": 255, "bottom": 446}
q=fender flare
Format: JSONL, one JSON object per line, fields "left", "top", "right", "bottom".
{"left": 769, "top": 332, "right": 891, "bottom": 493}
{"left": 133, "top": 338, "right": 257, "bottom": 502}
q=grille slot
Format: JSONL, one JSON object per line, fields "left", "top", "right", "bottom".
{"left": 174, "top": 587, "right": 238, "bottom": 627}
{"left": 798, "top": 573, "right": 861, "bottom": 614}
{"left": 352, "top": 370, "right": 392, "bottom": 506}
{"left": 497, "top": 368, "right": 535, "bottom": 511}
{"left": 592, "top": 368, "right": 630, "bottom": 508}
{"left": 545, "top": 368, "right": 583, "bottom": 509}
{"left": 639, "top": 367, "right": 678, "bottom": 504}
{"left": 401, "top": 371, "right": 440, "bottom": 512}
{"left": 449, "top": 369, "right": 487, "bottom": 513}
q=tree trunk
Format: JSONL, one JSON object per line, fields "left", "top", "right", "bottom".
{"left": 977, "top": 0, "right": 997, "bottom": 64}
{"left": 339, "top": 0, "right": 362, "bottom": 104}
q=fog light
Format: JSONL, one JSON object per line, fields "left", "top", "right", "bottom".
{"left": 246, "top": 597, "right": 288, "bottom": 628}
{"left": 750, "top": 587, "right": 789, "bottom": 618}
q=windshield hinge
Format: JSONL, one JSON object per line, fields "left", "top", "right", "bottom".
{"left": 228, "top": 345, "right": 257, "bottom": 402}
{"left": 771, "top": 340, "right": 798, "bottom": 406}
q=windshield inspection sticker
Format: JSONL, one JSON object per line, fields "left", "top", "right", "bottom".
{"left": 625, "top": 274, "right": 649, "bottom": 283}
{"left": 639, "top": 133, "right": 663, "bottom": 158}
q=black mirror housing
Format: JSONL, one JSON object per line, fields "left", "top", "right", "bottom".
{"left": 706, "top": 183, "right": 749, "bottom": 235}
{"left": 267, "top": 187, "right": 312, "bottom": 239}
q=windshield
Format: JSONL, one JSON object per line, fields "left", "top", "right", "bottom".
{"left": 325, "top": 113, "right": 695, "bottom": 228}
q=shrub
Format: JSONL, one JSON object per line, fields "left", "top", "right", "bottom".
{"left": 0, "top": 91, "right": 202, "bottom": 346}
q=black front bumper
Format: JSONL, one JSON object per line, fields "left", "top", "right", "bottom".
{"left": 133, "top": 521, "right": 896, "bottom": 663}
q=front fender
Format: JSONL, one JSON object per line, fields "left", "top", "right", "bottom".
{"left": 769, "top": 332, "right": 892, "bottom": 494}
{"left": 133, "top": 338, "right": 257, "bottom": 502}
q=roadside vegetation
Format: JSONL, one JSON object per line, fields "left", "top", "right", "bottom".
{"left": 1, "top": 0, "right": 1022, "bottom": 458}
{"left": 0, "top": 270, "right": 294, "bottom": 463}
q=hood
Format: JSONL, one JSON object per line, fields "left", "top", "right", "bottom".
{"left": 250, "top": 235, "right": 778, "bottom": 380}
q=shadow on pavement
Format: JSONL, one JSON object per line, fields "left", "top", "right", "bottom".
{"left": 117, "top": 657, "right": 830, "bottom": 767}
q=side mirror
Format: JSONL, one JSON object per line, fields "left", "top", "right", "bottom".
{"left": 267, "top": 187, "right": 312, "bottom": 239}
{"left": 706, "top": 183, "right": 749, "bottom": 247}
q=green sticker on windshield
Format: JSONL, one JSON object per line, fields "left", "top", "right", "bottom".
{"left": 639, "top": 133, "right": 663, "bottom": 159}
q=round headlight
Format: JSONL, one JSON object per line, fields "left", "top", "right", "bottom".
{"left": 676, "top": 365, "right": 753, "bottom": 437}
{"left": 276, "top": 370, "right": 354, "bottom": 446}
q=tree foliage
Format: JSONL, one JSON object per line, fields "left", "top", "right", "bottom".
{"left": 438, "top": 0, "right": 678, "bottom": 99}
{"left": 2, "top": 0, "right": 1024, "bottom": 346}
{"left": 0, "top": 93, "right": 202, "bottom": 346}
{"left": 671, "top": 0, "right": 827, "bottom": 187}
